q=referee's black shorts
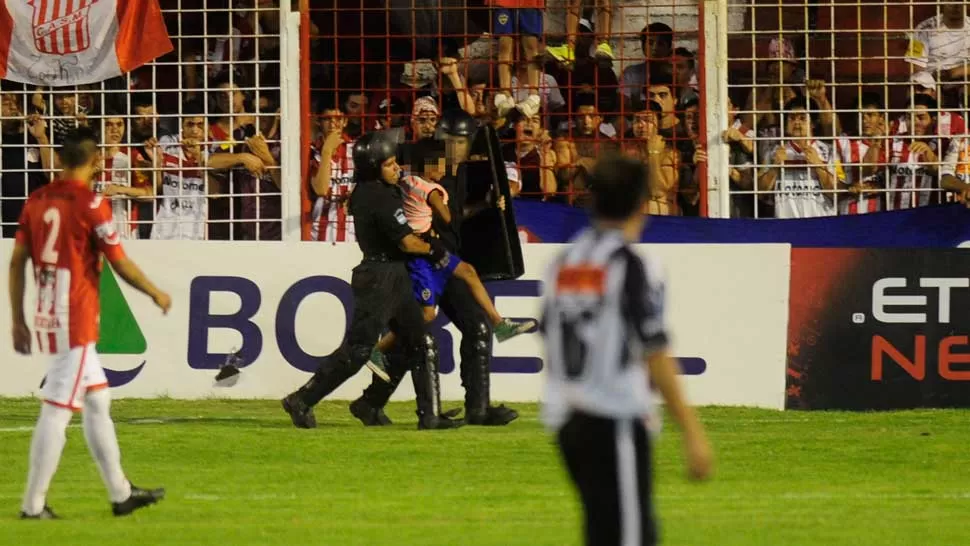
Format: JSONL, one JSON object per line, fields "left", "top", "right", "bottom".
{"left": 557, "top": 411, "right": 658, "bottom": 546}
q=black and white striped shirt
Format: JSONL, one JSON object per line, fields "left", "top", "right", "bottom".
{"left": 540, "top": 228, "right": 668, "bottom": 431}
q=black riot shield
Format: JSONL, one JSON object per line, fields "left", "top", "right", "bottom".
{"left": 458, "top": 125, "right": 525, "bottom": 281}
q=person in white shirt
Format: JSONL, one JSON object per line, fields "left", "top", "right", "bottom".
{"left": 906, "top": 3, "right": 970, "bottom": 80}
{"left": 757, "top": 97, "right": 839, "bottom": 219}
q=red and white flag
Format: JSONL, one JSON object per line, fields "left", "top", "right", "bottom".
{"left": 0, "top": 0, "right": 173, "bottom": 86}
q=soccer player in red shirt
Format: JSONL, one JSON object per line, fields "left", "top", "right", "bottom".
{"left": 10, "top": 127, "right": 172, "bottom": 519}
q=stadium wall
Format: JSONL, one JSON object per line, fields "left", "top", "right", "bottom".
{"left": 0, "top": 241, "right": 790, "bottom": 409}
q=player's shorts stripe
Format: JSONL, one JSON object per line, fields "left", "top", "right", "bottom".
{"left": 43, "top": 399, "right": 82, "bottom": 412}
{"left": 616, "top": 419, "right": 641, "bottom": 546}
{"left": 47, "top": 332, "right": 57, "bottom": 354}
{"left": 86, "top": 382, "right": 109, "bottom": 393}
{"left": 35, "top": 331, "right": 43, "bottom": 353}
{"left": 67, "top": 345, "right": 89, "bottom": 409}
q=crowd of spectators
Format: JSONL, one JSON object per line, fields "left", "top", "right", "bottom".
{"left": 4, "top": 0, "right": 969, "bottom": 242}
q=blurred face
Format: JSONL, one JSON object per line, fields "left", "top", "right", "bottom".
{"left": 768, "top": 60, "right": 796, "bottom": 83}
{"left": 632, "top": 111, "right": 659, "bottom": 139}
{"left": 182, "top": 116, "right": 206, "bottom": 143}
{"left": 258, "top": 96, "right": 278, "bottom": 136}
{"left": 647, "top": 36, "right": 671, "bottom": 59}
{"left": 411, "top": 111, "right": 439, "bottom": 139}
{"left": 380, "top": 156, "right": 401, "bottom": 184}
{"left": 103, "top": 117, "right": 125, "bottom": 145}
{"left": 54, "top": 93, "right": 77, "bottom": 115}
{"left": 134, "top": 104, "right": 156, "bottom": 134}
{"left": 942, "top": 3, "right": 964, "bottom": 21}
{"left": 784, "top": 109, "right": 811, "bottom": 139}
{"left": 217, "top": 83, "right": 246, "bottom": 114}
{"left": 577, "top": 105, "right": 601, "bottom": 136}
{"left": 912, "top": 106, "right": 935, "bottom": 136}
{"left": 469, "top": 84, "right": 488, "bottom": 118}
{"left": 727, "top": 97, "right": 738, "bottom": 120}
{"left": 647, "top": 85, "right": 675, "bottom": 116}
{"left": 320, "top": 109, "right": 347, "bottom": 135}
{"left": 423, "top": 157, "right": 447, "bottom": 182}
{"left": 0, "top": 93, "right": 22, "bottom": 130}
{"left": 684, "top": 105, "right": 700, "bottom": 140}
{"left": 344, "top": 94, "right": 367, "bottom": 116}
{"left": 672, "top": 55, "right": 693, "bottom": 87}
{"left": 861, "top": 107, "right": 886, "bottom": 138}
{"left": 516, "top": 114, "right": 542, "bottom": 142}
{"left": 446, "top": 135, "right": 471, "bottom": 164}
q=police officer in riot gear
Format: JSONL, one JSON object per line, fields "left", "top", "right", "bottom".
{"left": 350, "top": 111, "right": 519, "bottom": 427}
{"left": 282, "top": 131, "right": 461, "bottom": 430}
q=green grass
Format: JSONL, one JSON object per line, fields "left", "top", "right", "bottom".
{"left": 0, "top": 399, "right": 968, "bottom": 545}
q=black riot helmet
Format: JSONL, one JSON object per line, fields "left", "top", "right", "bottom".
{"left": 437, "top": 110, "right": 478, "bottom": 138}
{"left": 352, "top": 131, "right": 398, "bottom": 182}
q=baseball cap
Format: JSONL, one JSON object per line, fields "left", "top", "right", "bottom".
{"left": 412, "top": 96, "right": 440, "bottom": 117}
{"left": 378, "top": 96, "right": 407, "bottom": 116}
{"left": 910, "top": 71, "right": 937, "bottom": 90}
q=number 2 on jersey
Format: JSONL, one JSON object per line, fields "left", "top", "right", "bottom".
{"left": 41, "top": 207, "right": 61, "bottom": 264}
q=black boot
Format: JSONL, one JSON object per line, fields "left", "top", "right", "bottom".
{"left": 460, "top": 320, "right": 518, "bottom": 426}
{"left": 282, "top": 347, "right": 358, "bottom": 429}
{"left": 412, "top": 334, "right": 463, "bottom": 430}
{"left": 349, "top": 398, "right": 392, "bottom": 426}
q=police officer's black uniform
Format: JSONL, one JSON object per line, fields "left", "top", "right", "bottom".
{"left": 282, "top": 131, "right": 458, "bottom": 430}
{"left": 350, "top": 111, "right": 519, "bottom": 426}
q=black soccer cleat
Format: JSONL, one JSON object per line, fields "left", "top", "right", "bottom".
{"left": 282, "top": 393, "right": 317, "bottom": 429}
{"left": 20, "top": 505, "right": 58, "bottom": 520}
{"left": 349, "top": 398, "right": 393, "bottom": 426}
{"left": 112, "top": 485, "right": 165, "bottom": 517}
{"left": 467, "top": 405, "right": 519, "bottom": 426}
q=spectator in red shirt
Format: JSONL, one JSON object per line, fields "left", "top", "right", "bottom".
{"left": 489, "top": 0, "right": 544, "bottom": 120}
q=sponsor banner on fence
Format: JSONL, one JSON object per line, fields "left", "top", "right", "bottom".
{"left": 0, "top": 241, "right": 790, "bottom": 409}
{"left": 515, "top": 201, "right": 970, "bottom": 247}
{"left": 787, "top": 249, "right": 970, "bottom": 410}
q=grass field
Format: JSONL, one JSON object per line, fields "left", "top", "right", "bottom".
{"left": 0, "top": 399, "right": 968, "bottom": 546}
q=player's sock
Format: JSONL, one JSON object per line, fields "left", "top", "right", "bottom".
{"left": 82, "top": 389, "right": 132, "bottom": 503}
{"left": 21, "top": 403, "right": 73, "bottom": 516}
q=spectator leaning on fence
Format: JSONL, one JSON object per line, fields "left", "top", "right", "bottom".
{"left": 505, "top": 112, "right": 557, "bottom": 201}
{"left": 721, "top": 95, "right": 756, "bottom": 217}
{"left": 833, "top": 93, "right": 888, "bottom": 215}
{"left": 309, "top": 107, "right": 356, "bottom": 243}
{"left": 887, "top": 94, "right": 958, "bottom": 211}
{"left": 757, "top": 97, "right": 838, "bottom": 219}
{"left": 98, "top": 111, "right": 155, "bottom": 239}
{"left": 0, "top": 83, "right": 48, "bottom": 239}
{"left": 625, "top": 100, "right": 680, "bottom": 216}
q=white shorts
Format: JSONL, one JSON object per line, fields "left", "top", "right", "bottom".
{"left": 41, "top": 343, "right": 108, "bottom": 411}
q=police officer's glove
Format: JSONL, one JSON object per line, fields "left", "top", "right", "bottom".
{"left": 428, "top": 238, "right": 450, "bottom": 268}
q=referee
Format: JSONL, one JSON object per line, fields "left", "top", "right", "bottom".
{"left": 540, "top": 154, "right": 713, "bottom": 546}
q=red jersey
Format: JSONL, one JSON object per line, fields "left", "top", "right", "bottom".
{"left": 15, "top": 180, "right": 127, "bottom": 353}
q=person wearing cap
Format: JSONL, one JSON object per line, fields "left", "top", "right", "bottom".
{"left": 741, "top": 36, "right": 802, "bottom": 135}
{"left": 889, "top": 71, "right": 967, "bottom": 187}
{"left": 282, "top": 131, "right": 462, "bottom": 431}
{"left": 386, "top": 96, "right": 441, "bottom": 170}
{"left": 906, "top": 3, "right": 970, "bottom": 81}
{"left": 375, "top": 96, "right": 408, "bottom": 131}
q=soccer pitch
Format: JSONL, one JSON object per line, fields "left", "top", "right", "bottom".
{"left": 0, "top": 400, "right": 966, "bottom": 546}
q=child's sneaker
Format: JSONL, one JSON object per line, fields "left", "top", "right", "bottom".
{"left": 594, "top": 42, "right": 614, "bottom": 59}
{"left": 366, "top": 347, "right": 391, "bottom": 382}
{"left": 494, "top": 93, "right": 515, "bottom": 118}
{"left": 546, "top": 43, "right": 575, "bottom": 64}
{"left": 516, "top": 94, "right": 542, "bottom": 118}
{"left": 494, "top": 318, "right": 537, "bottom": 342}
